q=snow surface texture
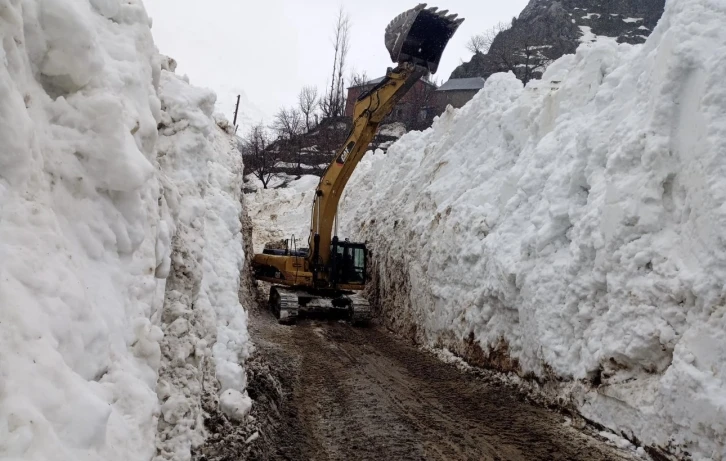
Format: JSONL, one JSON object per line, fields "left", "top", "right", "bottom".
{"left": 0, "top": 0, "right": 164, "bottom": 459}
{"left": 341, "top": 0, "right": 726, "bottom": 458}
{"left": 153, "top": 64, "right": 251, "bottom": 460}
{"left": 245, "top": 175, "right": 320, "bottom": 253}
{"left": 0, "top": 2, "right": 251, "bottom": 460}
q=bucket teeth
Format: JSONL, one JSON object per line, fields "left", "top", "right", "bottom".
{"left": 385, "top": 4, "right": 464, "bottom": 74}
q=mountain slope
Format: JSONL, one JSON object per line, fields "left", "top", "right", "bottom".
{"left": 452, "top": 0, "right": 665, "bottom": 80}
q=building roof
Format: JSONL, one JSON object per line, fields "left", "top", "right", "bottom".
{"left": 436, "top": 77, "right": 486, "bottom": 92}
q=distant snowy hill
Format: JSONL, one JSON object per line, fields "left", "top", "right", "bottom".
{"left": 452, "top": 0, "right": 665, "bottom": 80}
{"left": 341, "top": 0, "right": 726, "bottom": 458}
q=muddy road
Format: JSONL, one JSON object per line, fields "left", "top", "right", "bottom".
{"left": 238, "top": 303, "right": 641, "bottom": 461}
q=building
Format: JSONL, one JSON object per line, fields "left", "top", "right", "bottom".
{"left": 345, "top": 77, "right": 438, "bottom": 121}
{"left": 343, "top": 76, "right": 486, "bottom": 131}
{"left": 434, "top": 77, "right": 486, "bottom": 110}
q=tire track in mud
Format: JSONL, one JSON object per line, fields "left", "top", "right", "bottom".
{"left": 246, "top": 304, "right": 642, "bottom": 461}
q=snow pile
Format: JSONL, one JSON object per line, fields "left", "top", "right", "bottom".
{"left": 154, "top": 64, "right": 251, "bottom": 460}
{"left": 245, "top": 175, "right": 319, "bottom": 252}
{"left": 0, "top": 2, "right": 251, "bottom": 459}
{"left": 0, "top": 0, "right": 164, "bottom": 459}
{"left": 379, "top": 122, "right": 407, "bottom": 138}
{"left": 341, "top": 0, "right": 726, "bottom": 457}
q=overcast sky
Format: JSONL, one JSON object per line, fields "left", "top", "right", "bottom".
{"left": 143, "top": 0, "right": 529, "bottom": 126}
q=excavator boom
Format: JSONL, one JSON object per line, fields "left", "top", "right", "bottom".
{"left": 307, "top": 62, "right": 427, "bottom": 272}
{"left": 308, "top": 4, "right": 464, "bottom": 274}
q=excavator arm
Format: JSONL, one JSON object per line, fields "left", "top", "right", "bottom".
{"left": 307, "top": 62, "right": 428, "bottom": 273}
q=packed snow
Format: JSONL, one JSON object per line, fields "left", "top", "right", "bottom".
{"left": 0, "top": 1, "right": 165, "bottom": 459}
{"left": 153, "top": 62, "right": 251, "bottom": 460}
{"left": 578, "top": 26, "right": 598, "bottom": 43}
{"left": 0, "top": 1, "right": 250, "bottom": 460}
{"left": 276, "top": 162, "right": 316, "bottom": 170}
{"left": 379, "top": 122, "right": 408, "bottom": 138}
{"left": 339, "top": 0, "right": 726, "bottom": 458}
{"left": 244, "top": 175, "right": 320, "bottom": 252}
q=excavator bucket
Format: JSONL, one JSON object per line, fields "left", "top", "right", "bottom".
{"left": 385, "top": 4, "right": 464, "bottom": 74}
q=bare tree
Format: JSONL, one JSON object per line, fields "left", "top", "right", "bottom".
{"left": 272, "top": 107, "right": 304, "bottom": 139}
{"left": 272, "top": 107, "right": 305, "bottom": 175}
{"left": 487, "top": 21, "right": 551, "bottom": 85}
{"left": 335, "top": 11, "right": 351, "bottom": 112}
{"left": 349, "top": 70, "right": 370, "bottom": 88}
{"left": 342, "top": 70, "right": 372, "bottom": 117}
{"left": 298, "top": 86, "right": 319, "bottom": 131}
{"left": 513, "top": 39, "right": 552, "bottom": 84}
{"left": 469, "top": 20, "right": 551, "bottom": 85}
{"left": 315, "top": 118, "right": 350, "bottom": 166}
{"left": 320, "top": 7, "right": 351, "bottom": 118}
{"left": 466, "top": 34, "right": 488, "bottom": 54}
{"left": 241, "top": 124, "right": 278, "bottom": 189}
{"left": 480, "top": 21, "right": 512, "bottom": 54}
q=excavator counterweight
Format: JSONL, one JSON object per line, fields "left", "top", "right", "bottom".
{"left": 252, "top": 5, "right": 463, "bottom": 325}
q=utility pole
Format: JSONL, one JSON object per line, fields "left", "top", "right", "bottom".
{"left": 232, "top": 95, "right": 241, "bottom": 130}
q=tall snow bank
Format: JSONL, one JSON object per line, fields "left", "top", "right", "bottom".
{"left": 153, "top": 65, "right": 251, "bottom": 460}
{"left": 0, "top": 0, "right": 165, "bottom": 459}
{"left": 341, "top": 0, "right": 726, "bottom": 458}
{"left": 0, "top": 2, "right": 252, "bottom": 459}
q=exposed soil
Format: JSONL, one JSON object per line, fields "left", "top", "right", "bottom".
{"left": 233, "top": 296, "right": 643, "bottom": 461}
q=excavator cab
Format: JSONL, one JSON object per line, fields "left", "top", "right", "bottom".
{"left": 330, "top": 238, "right": 367, "bottom": 286}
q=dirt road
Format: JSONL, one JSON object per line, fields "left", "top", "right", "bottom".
{"left": 237, "top": 304, "right": 641, "bottom": 461}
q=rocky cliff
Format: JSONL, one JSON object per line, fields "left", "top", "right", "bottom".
{"left": 452, "top": 0, "right": 665, "bottom": 80}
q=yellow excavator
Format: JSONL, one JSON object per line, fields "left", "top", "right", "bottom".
{"left": 252, "top": 4, "right": 463, "bottom": 324}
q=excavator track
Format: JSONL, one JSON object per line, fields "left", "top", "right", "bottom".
{"left": 348, "top": 293, "right": 372, "bottom": 325}
{"left": 269, "top": 286, "right": 299, "bottom": 325}
{"left": 269, "top": 286, "right": 371, "bottom": 326}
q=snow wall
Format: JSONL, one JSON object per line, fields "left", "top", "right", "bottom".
{"left": 0, "top": 2, "right": 251, "bottom": 460}
{"left": 341, "top": 0, "right": 726, "bottom": 458}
